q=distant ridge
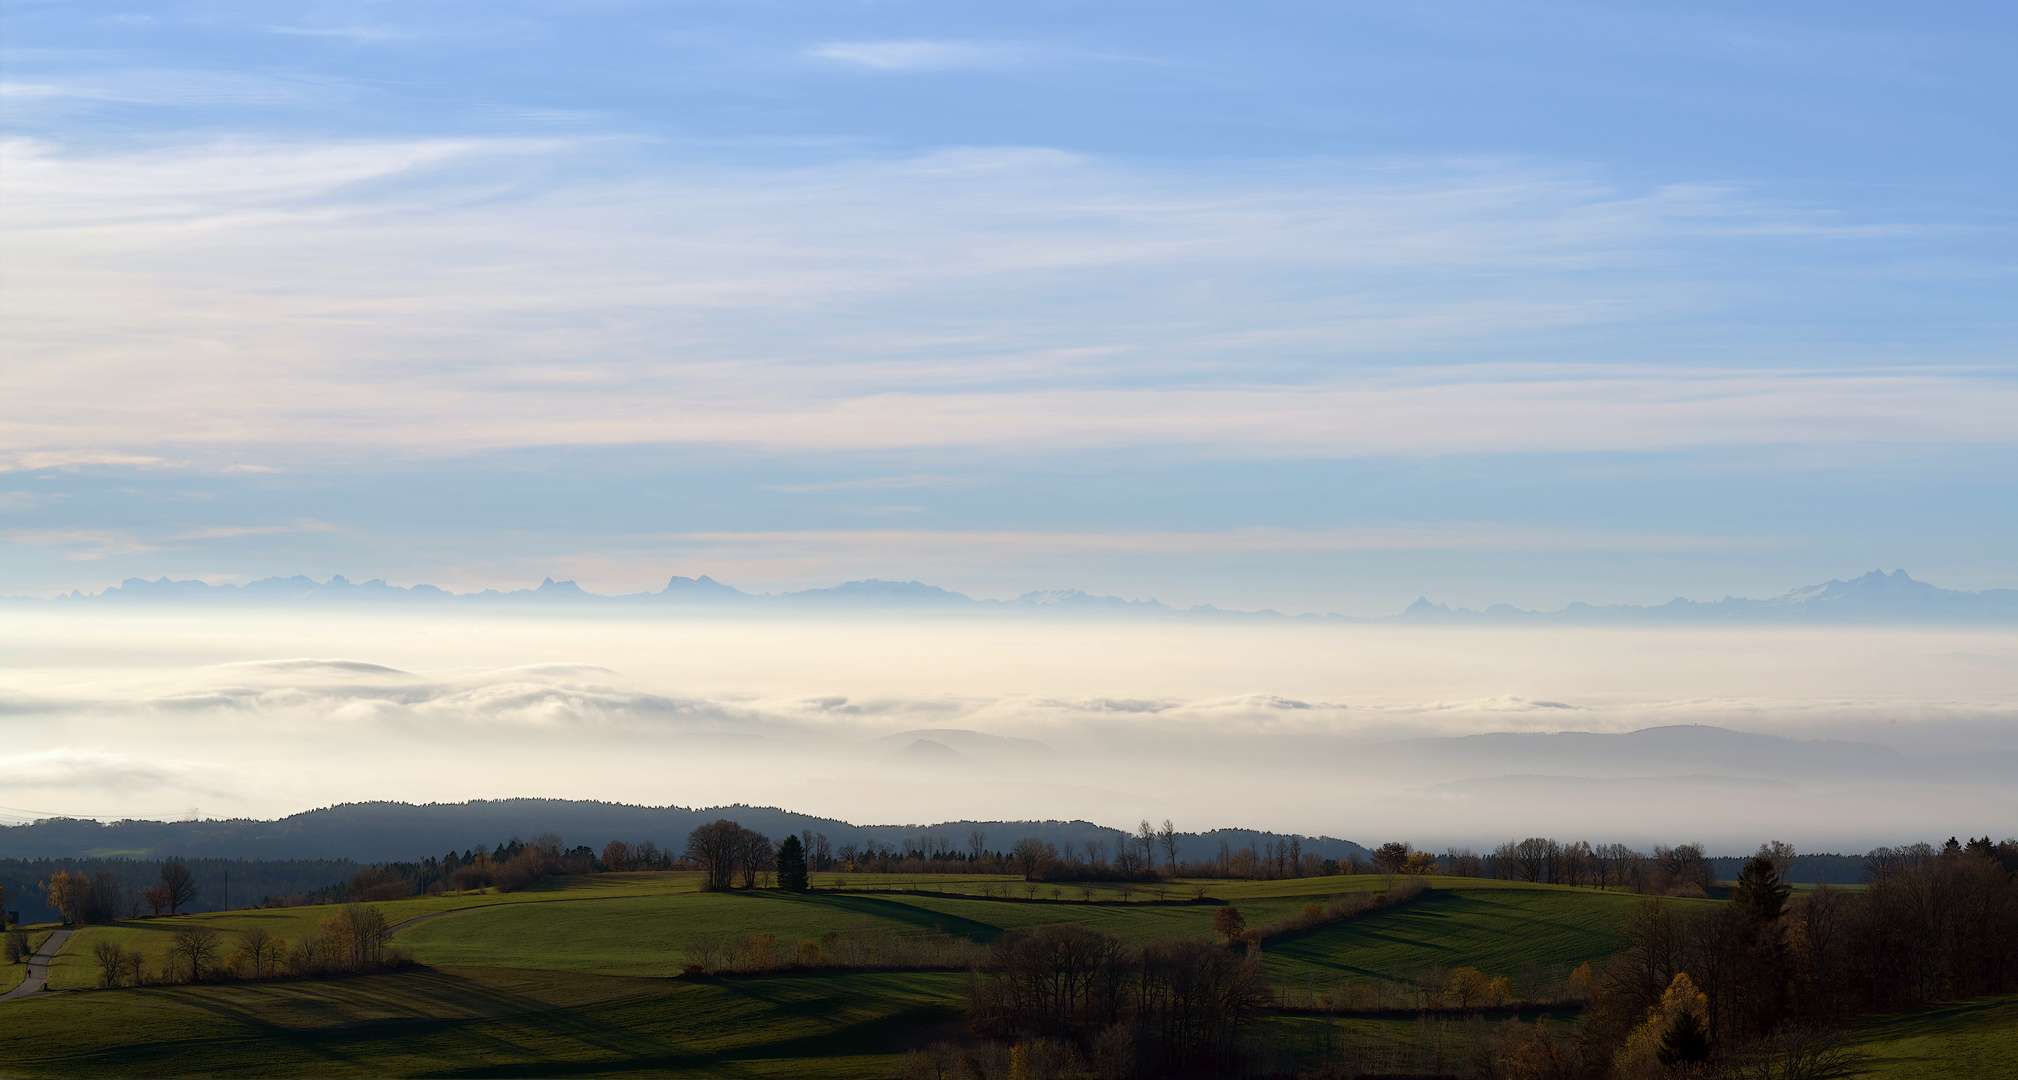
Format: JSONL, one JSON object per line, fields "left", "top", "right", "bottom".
{"left": 1398, "top": 569, "right": 2018, "bottom": 623}
{"left": 0, "top": 798, "right": 1370, "bottom": 866}
{"left": 6, "top": 568, "right": 2013, "bottom": 623}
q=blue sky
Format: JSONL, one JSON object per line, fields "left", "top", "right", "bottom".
{"left": 3, "top": 0, "right": 2015, "bottom": 612}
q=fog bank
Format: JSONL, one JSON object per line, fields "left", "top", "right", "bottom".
{"left": 2, "top": 609, "right": 2012, "bottom": 852}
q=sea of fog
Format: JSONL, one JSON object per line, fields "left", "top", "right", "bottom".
{"left": 2, "top": 609, "right": 2014, "bottom": 852}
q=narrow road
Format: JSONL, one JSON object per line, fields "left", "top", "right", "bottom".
{"left": 0, "top": 929, "right": 74, "bottom": 1002}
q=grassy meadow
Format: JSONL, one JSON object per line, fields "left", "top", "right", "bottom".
{"left": 2, "top": 871, "right": 2009, "bottom": 1078}
{"left": 2, "top": 964, "right": 964, "bottom": 1078}
{"left": 1261, "top": 883, "right": 1673, "bottom": 987}
{"left": 1852, "top": 994, "right": 2018, "bottom": 1079}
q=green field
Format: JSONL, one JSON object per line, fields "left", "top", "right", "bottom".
{"left": 7, "top": 872, "right": 2007, "bottom": 1078}
{"left": 1, "top": 964, "right": 962, "bottom": 1078}
{"left": 1261, "top": 884, "right": 1672, "bottom": 989}
{"left": 403, "top": 890, "right": 984, "bottom": 975}
{"left": 396, "top": 883, "right": 1335, "bottom": 976}
{"left": 43, "top": 873, "right": 717, "bottom": 990}
{"left": 1853, "top": 995, "right": 2018, "bottom": 1079}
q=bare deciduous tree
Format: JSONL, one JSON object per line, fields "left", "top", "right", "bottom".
{"left": 171, "top": 925, "right": 222, "bottom": 982}
{"left": 686, "top": 820, "right": 743, "bottom": 891}
{"left": 237, "top": 924, "right": 277, "bottom": 977}
{"left": 92, "top": 940, "right": 127, "bottom": 987}
{"left": 160, "top": 860, "right": 199, "bottom": 915}
{"left": 340, "top": 905, "right": 391, "bottom": 968}
{"left": 1011, "top": 838, "right": 1047, "bottom": 881}
{"left": 1759, "top": 840, "right": 1798, "bottom": 883}
{"left": 733, "top": 826, "right": 773, "bottom": 889}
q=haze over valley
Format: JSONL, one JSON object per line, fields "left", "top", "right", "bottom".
{"left": 5, "top": 586, "right": 2012, "bottom": 851}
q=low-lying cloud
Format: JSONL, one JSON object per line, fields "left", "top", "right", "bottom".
{"left": 0, "top": 747, "right": 215, "bottom": 793}
{"left": 3, "top": 611, "right": 2013, "bottom": 848}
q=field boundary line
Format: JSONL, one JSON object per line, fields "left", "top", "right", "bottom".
{"left": 1269, "top": 1002, "right": 1583, "bottom": 1019}
{"left": 821, "top": 887, "right": 1218, "bottom": 907}
{"left": 387, "top": 890, "right": 677, "bottom": 935}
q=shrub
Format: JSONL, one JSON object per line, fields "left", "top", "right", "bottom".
{"left": 793, "top": 938, "right": 823, "bottom": 966}
{"left": 1248, "top": 880, "right": 1429, "bottom": 940}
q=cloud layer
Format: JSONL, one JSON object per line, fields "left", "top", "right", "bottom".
{"left": 7, "top": 137, "right": 2005, "bottom": 470}
{"left": 3, "top": 610, "right": 2013, "bottom": 848}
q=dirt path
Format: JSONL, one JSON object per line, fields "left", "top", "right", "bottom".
{"left": 0, "top": 928, "right": 74, "bottom": 1002}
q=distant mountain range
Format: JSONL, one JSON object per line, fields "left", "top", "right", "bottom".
{"left": 7, "top": 568, "right": 2014, "bottom": 622}
{"left": 1399, "top": 569, "right": 2018, "bottom": 624}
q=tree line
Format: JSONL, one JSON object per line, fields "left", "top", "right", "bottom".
{"left": 1439, "top": 839, "right": 1725, "bottom": 895}
{"left": 0, "top": 857, "right": 364, "bottom": 926}
{"left": 953, "top": 923, "right": 1272, "bottom": 1078}
{"left": 1500, "top": 836, "right": 2018, "bottom": 1080}
{"left": 86, "top": 903, "right": 407, "bottom": 989}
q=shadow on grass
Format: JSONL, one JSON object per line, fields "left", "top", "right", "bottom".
{"left": 1261, "top": 890, "right": 1625, "bottom": 980}
{"left": 732, "top": 891, "right": 1005, "bottom": 943}
{"left": 425, "top": 997, "right": 962, "bottom": 1078}
{"left": 25, "top": 969, "right": 693, "bottom": 1076}
{"left": 1855, "top": 995, "right": 2018, "bottom": 1041}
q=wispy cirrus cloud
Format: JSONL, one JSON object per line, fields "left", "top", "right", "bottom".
{"left": 0, "top": 520, "right": 335, "bottom": 560}
{"left": 806, "top": 40, "right": 1032, "bottom": 71}
{"left": 0, "top": 450, "right": 175, "bottom": 473}
{"left": 763, "top": 474, "right": 957, "bottom": 493}
{"left": 175, "top": 521, "right": 335, "bottom": 541}
{"left": 0, "top": 529, "right": 162, "bottom": 559}
{"left": 2, "top": 137, "right": 1994, "bottom": 467}
{"left": 653, "top": 524, "right": 1783, "bottom": 560}
{"left": 0, "top": 68, "right": 356, "bottom": 110}
{"left": 263, "top": 24, "right": 410, "bottom": 44}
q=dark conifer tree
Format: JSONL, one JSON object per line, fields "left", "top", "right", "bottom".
{"left": 1733, "top": 854, "right": 1790, "bottom": 924}
{"left": 1656, "top": 1012, "right": 1711, "bottom": 1068}
{"left": 775, "top": 834, "right": 809, "bottom": 892}
{"left": 1729, "top": 854, "right": 1793, "bottom": 1036}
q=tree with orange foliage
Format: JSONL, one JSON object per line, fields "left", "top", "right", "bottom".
{"left": 45, "top": 870, "right": 89, "bottom": 924}
{"left": 602, "top": 840, "right": 633, "bottom": 872}
{"left": 1616, "top": 972, "right": 1710, "bottom": 1079}
{"left": 44, "top": 868, "right": 119, "bottom": 924}
{"left": 1213, "top": 905, "right": 1246, "bottom": 942}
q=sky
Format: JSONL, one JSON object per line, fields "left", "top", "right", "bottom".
{"left": 2, "top": 2, "right": 2017, "bottom": 844}
{"left": 2, "top": 0, "right": 2014, "bottom": 612}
